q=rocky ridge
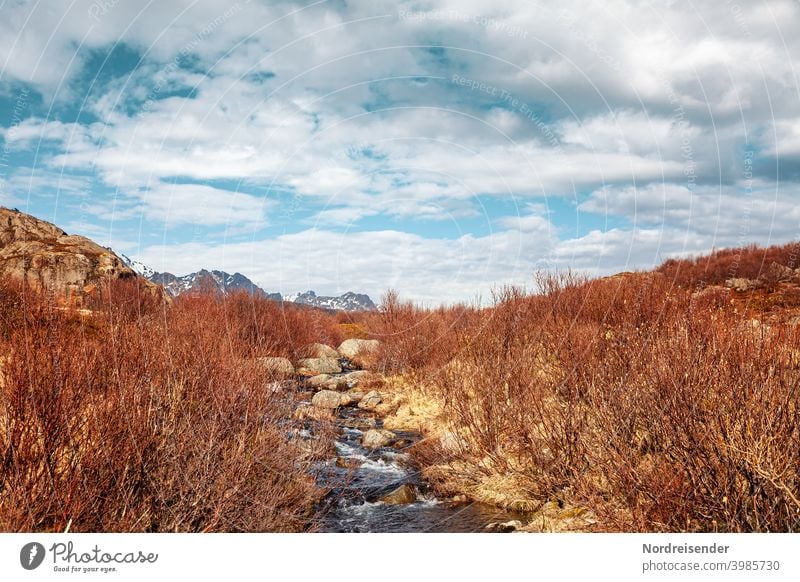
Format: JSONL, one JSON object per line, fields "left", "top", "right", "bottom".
{"left": 284, "top": 290, "right": 377, "bottom": 312}
{"left": 0, "top": 207, "right": 162, "bottom": 303}
{"left": 121, "top": 256, "right": 377, "bottom": 311}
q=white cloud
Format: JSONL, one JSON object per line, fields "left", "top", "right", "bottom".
{"left": 1, "top": 119, "right": 91, "bottom": 146}
{"left": 579, "top": 182, "right": 800, "bottom": 240}
{"left": 3, "top": 0, "right": 800, "bottom": 302}
{"left": 135, "top": 207, "right": 558, "bottom": 304}
{"left": 134, "top": 182, "right": 273, "bottom": 227}
{"left": 5, "top": 0, "right": 794, "bottom": 201}
{"left": 4, "top": 166, "right": 92, "bottom": 195}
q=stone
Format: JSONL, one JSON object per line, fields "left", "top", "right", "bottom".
{"left": 306, "top": 374, "right": 332, "bottom": 389}
{"left": 357, "top": 390, "right": 382, "bottom": 410}
{"left": 306, "top": 374, "right": 348, "bottom": 391}
{"left": 341, "top": 370, "right": 373, "bottom": 387}
{"left": 439, "top": 431, "right": 466, "bottom": 453}
{"left": 341, "top": 417, "right": 377, "bottom": 430}
{"left": 335, "top": 457, "right": 360, "bottom": 469}
{"left": 302, "top": 343, "right": 340, "bottom": 359}
{"left": 324, "top": 377, "right": 349, "bottom": 391}
{"left": 378, "top": 484, "right": 417, "bottom": 505}
{"left": 725, "top": 278, "right": 759, "bottom": 292}
{"left": 312, "top": 390, "right": 347, "bottom": 409}
{"left": 485, "top": 520, "right": 522, "bottom": 533}
{"left": 296, "top": 357, "right": 342, "bottom": 375}
{"left": 346, "top": 390, "right": 365, "bottom": 403}
{"left": 257, "top": 357, "right": 295, "bottom": 378}
{"left": 293, "top": 404, "right": 333, "bottom": 421}
{"left": 362, "top": 428, "right": 396, "bottom": 449}
{"left": 338, "top": 338, "right": 381, "bottom": 360}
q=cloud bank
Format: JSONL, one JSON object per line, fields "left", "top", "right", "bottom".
{"left": 1, "top": 0, "right": 798, "bottom": 302}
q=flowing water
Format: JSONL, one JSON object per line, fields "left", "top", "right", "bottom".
{"left": 295, "top": 368, "right": 525, "bottom": 532}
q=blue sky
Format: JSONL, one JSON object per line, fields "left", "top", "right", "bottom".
{"left": 1, "top": 0, "right": 799, "bottom": 303}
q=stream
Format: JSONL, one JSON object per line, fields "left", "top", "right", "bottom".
{"left": 292, "top": 365, "right": 525, "bottom": 533}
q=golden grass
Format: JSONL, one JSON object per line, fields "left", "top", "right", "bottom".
{"left": 366, "top": 262, "right": 800, "bottom": 532}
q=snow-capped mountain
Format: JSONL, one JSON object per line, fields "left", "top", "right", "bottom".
{"left": 118, "top": 252, "right": 156, "bottom": 278}
{"left": 118, "top": 254, "right": 376, "bottom": 311}
{"left": 284, "top": 290, "right": 377, "bottom": 311}
{"left": 146, "top": 269, "right": 283, "bottom": 300}
{"left": 119, "top": 255, "right": 279, "bottom": 299}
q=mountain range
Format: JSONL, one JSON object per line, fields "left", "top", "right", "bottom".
{"left": 284, "top": 290, "right": 377, "bottom": 312}
{"left": 0, "top": 208, "right": 376, "bottom": 312}
{"left": 119, "top": 254, "right": 377, "bottom": 311}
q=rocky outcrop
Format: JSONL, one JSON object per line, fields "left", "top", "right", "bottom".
{"left": 362, "top": 428, "right": 395, "bottom": 449}
{"left": 257, "top": 357, "right": 295, "bottom": 378}
{"left": 312, "top": 390, "right": 348, "bottom": 409}
{"left": 378, "top": 484, "right": 417, "bottom": 505}
{"left": 301, "top": 343, "right": 340, "bottom": 359}
{"left": 296, "top": 357, "right": 342, "bottom": 375}
{"left": 338, "top": 338, "right": 381, "bottom": 359}
{"left": 0, "top": 207, "right": 162, "bottom": 303}
{"left": 357, "top": 390, "right": 382, "bottom": 410}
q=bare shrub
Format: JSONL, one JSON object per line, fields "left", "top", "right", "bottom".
{"left": 0, "top": 281, "right": 324, "bottom": 532}
{"left": 370, "top": 264, "right": 800, "bottom": 531}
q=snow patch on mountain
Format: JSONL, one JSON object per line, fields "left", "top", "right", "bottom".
{"left": 287, "top": 290, "right": 377, "bottom": 311}
{"left": 118, "top": 254, "right": 376, "bottom": 311}
{"left": 118, "top": 253, "right": 155, "bottom": 278}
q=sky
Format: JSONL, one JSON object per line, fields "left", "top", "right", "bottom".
{"left": 0, "top": 0, "right": 799, "bottom": 304}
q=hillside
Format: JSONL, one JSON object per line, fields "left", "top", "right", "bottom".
{"left": 351, "top": 242, "right": 800, "bottom": 532}
{"left": 0, "top": 207, "right": 162, "bottom": 304}
{"left": 655, "top": 242, "right": 800, "bottom": 323}
{"left": 0, "top": 208, "right": 376, "bottom": 312}
{"left": 657, "top": 242, "right": 800, "bottom": 287}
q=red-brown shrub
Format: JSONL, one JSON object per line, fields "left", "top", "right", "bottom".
{"left": 0, "top": 281, "right": 326, "bottom": 532}
{"left": 657, "top": 241, "right": 800, "bottom": 288}
{"left": 368, "top": 270, "right": 800, "bottom": 532}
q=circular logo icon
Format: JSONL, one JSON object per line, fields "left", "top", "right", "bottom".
{"left": 20, "top": 542, "right": 46, "bottom": 570}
